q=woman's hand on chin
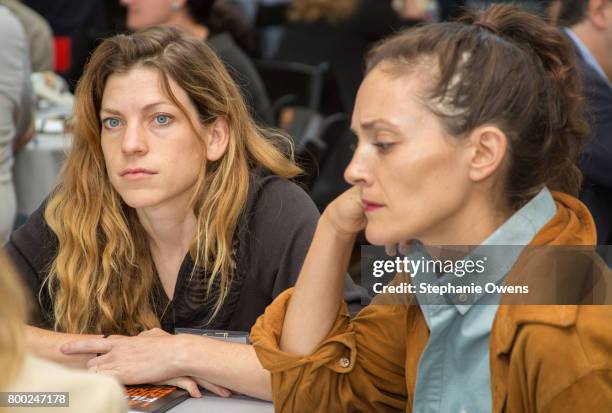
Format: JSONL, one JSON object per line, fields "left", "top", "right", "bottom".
{"left": 323, "top": 186, "right": 367, "bottom": 236}
{"left": 59, "top": 332, "right": 231, "bottom": 398}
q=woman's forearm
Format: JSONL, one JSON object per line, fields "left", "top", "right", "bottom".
{"left": 280, "top": 213, "right": 357, "bottom": 357}
{"left": 26, "top": 325, "right": 101, "bottom": 369}
{"left": 174, "top": 335, "right": 272, "bottom": 400}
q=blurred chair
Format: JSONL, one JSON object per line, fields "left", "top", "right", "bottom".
{"left": 254, "top": 60, "right": 329, "bottom": 121}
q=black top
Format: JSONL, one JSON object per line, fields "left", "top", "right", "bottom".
{"left": 5, "top": 173, "right": 366, "bottom": 333}
{"left": 208, "top": 32, "right": 273, "bottom": 125}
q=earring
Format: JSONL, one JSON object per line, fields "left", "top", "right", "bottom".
{"left": 171, "top": 2, "right": 181, "bottom": 11}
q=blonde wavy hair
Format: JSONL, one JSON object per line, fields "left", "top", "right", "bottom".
{"left": 289, "top": 0, "right": 358, "bottom": 23}
{"left": 43, "top": 27, "right": 301, "bottom": 335}
{"left": 0, "top": 252, "right": 26, "bottom": 391}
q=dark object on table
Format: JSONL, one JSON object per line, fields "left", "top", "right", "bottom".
{"left": 126, "top": 384, "right": 189, "bottom": 413}
{"left": 175, "top": 328, "right": 250, "bottom": 344}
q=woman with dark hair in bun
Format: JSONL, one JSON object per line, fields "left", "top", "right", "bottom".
{"left": 251, "top": 4, "right": 612, "bottom": 412}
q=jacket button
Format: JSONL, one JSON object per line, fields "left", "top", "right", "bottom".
{"left": 339, "top": 357, "right": 350, "bottom": 368}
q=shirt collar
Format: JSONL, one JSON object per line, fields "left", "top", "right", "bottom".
{"left": 564, "top": 28, "right": 611, "bottom": 87}
{"left": 415, "top": 187, "right": 557, "bottom": 314}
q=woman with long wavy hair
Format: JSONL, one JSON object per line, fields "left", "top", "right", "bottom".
{"left": 5, "top": 26, "right": 363, "bottom": 399}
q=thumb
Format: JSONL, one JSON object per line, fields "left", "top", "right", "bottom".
{"left": 197, "top": 379, "right": 232, "bottom": 398}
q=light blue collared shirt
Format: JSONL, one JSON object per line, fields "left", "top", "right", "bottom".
{"left": 411, "top": 187, "right": 557, "bottom": 413}
{"left": 564, "top": 28, "right": 611, "bottom": 88}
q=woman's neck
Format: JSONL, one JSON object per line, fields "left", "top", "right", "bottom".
{"left": 420, "top": 191, "right": 512, "bottom": 246}
{"left": 166, "top": 11, "right": 209, "bottom": 40}
{"left": 137, "top": 202, "right": 197, "bottom": 254}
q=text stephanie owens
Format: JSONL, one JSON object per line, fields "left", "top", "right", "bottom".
{"left": 372, "top": 282, "right": 528, "bottom": 295}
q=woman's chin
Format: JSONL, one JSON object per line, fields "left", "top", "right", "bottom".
{"left": 364, "top": 226, "right": 398, "bottom": 246}
{"left": 119, "top": 194, "right": 162, "bottom": 210}
{"left": 365, "top": 225, "right": 417, "bottom": 247}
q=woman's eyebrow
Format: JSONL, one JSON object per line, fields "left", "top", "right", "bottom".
{"left": 360, "top": 119, "right": 401, "bottom": 132}
{"left": 99, "top": 107, "right": 122, "bottom": 117}
{"left": 99, "top": 101, "right": 173, "bottom": 117}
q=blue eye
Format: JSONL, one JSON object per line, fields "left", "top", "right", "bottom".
{"left": 154, "top": 114, "right": 172, "bottom": 125}
{"left": 103, "top": 118, "right": 121, "bottom": 129}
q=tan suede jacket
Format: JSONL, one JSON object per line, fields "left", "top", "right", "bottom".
{"left": 251, "top": 193, "right": 612, "bottom": 412}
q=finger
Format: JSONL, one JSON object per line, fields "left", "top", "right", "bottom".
{"left": 199, "top": 379, "right": 232, "bottom": 398}
{"left": 87, "top": 355, "right": 100, "bottom": 369}
{"left": 385, "top": 244, "right": 397, "bottom": 256}
{"left": 160, "top": 377, "right": 202, "bottom": 398}
{"left": 87, "top": 365, "right": 120, "bottom": 380}
{"left": 86, "top": 352, "right": 113, "bottom": 369}
{"left": 107, "top": 334, "right": 128, "bottom": 340}
{"left": 60, "top": 339, "right": 113, "bottom": 355}
{"left": 139, "top": 328, "right": 168, "bottom": 337}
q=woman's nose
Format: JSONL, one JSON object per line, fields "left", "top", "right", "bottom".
{"left": 344, "top": 149, "right": 371, "bottom": 187}
{"left": 121, "top": 123, "right": 148, "bottom": 156}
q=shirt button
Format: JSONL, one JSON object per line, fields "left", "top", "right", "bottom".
{"left": 458, "top": 293, "right": 468, "bottom": 303}
{"left": 339, "top": 357, "right": 350, "bottom": 368}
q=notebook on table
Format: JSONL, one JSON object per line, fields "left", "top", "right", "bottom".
{"left": 126, "top": 385, "right": 189, "bottom": 413}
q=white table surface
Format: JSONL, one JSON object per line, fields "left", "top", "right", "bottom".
{"left": 168, "top": 394, "right": 274, "bottom": 412}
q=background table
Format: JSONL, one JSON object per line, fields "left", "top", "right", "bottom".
{"left": 14, "top": 132, "right": 70, "bottom": 215}
{"left": 168, "top": 394, "right": 274, "bottom": 412}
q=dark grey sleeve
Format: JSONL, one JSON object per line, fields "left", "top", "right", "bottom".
{"left": 249, "top": 177, "right": 367, "bottom": 315}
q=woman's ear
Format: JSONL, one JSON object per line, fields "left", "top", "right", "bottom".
{"left": 466, "top": 125, "right": 508, "bottom": 183}
{"left": 204, "top": 117, "right": 230, "bottom": 162}
{"left": 588, "top": 0, "right": 610, "bottom": 30}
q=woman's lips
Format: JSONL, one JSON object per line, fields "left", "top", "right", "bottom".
{"left": 362, "top": 200, "right": 384, "bottom": 212}
{"left": 119, "top": 168, "right": 157, "bottom": 180}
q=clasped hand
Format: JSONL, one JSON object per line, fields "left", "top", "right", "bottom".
{"left": 60, "top": 328, "right": 231, "bottom": 398}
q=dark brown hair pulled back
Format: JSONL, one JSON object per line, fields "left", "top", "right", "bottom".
{"left": 366, "top": 4, "right": 589, "bottom": 210}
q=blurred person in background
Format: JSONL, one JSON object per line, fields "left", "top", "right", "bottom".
{"left": 275, "top": 0, "right": 417, "bottom": 114}
{"left": 121, "top": 0, "right": 273, "bottom": 124}
{"left": 0, "top": 250, "right": 127, "bottom": 413}
{"left": 437, "top": 0, "right": 559, "bottom": 20}
{"left": 465, "top": 0, "right": 556, "bottom": 16}
{"left": 558, "top": 0, "right": 612, "bottom": 245}
{"left": 0, "top": 5, "right": 33, "bottom": 244}
{"left": 206, "top": 0, "right": 260, "bottom": 57}
{"left": 23, "top": 0, "right": 110, "bottom": 89}
{"left": 253, "top": 0, "right": 294, "bottom": 58}
{"left": 0, "top": 0, "right": 53, "bottom": 73}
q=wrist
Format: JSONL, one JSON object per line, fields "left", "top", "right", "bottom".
{"left": 320, "top": 210, "right": 361, "bottom": 240}
{"left": 171, "top": 334, "right": 197, "bottom": 377}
